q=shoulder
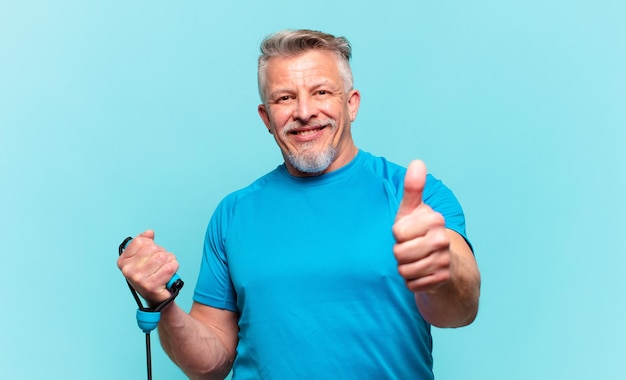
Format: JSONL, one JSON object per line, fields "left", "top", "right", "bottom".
{"left": 218, "top": 166, "right": 284, "bottom": 209}
{"left": 357, "top": 152, "right": 441, "bottom": 199}
{"left": 358, "top": 152, "right": 455, "bottom": 201}
{"left": 207, "top": 166, "right": 284, "bottom": 231}
{"left": 359, "top": 151, "right": 467, "bottom": 236}
{"left": 357, "top": 151, "right": 407, "bottom": 193}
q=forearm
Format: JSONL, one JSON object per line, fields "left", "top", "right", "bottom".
{"left": 416, "top": 238, "right": 480, "bottom": 328}
{"left": 157, "top": 303, "right": 234, "bottom": 379}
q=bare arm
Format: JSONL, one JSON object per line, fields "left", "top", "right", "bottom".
{"left": 414, "top": 230, "right": 480, "bottom": 327}
{"left": 117, "top": 230, "right": 239, "bottom": 379}
{"left": 158, "top": 302, "right": 238, "bottom": 379}
{"left": 393, "top": 161, "right": 481, "bottom": 328}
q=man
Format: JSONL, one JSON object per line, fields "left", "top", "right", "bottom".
{"left": 118, "top": 29, "right": 480, "bottom": 379}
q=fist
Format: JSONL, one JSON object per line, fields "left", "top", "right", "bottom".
{"left": 392, "top": 160, "right": 451, "bottom": 293}
{"left": 117, "top": 230, "right": 179, "bottom": 305}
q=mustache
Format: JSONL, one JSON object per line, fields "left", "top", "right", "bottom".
{"left": 282, "top": 119, "right": 336, "bottom": 134}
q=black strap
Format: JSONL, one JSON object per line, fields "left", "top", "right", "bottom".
{"left": 118, "top": 237, "right": 184, "bottom": 380}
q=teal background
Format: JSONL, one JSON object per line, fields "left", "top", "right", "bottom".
{"left": 1, "top": 1, "right": 624, "bottom": 379}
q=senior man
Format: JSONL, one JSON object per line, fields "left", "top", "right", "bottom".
{"left": 118, "top": 29, "right": 481, "bottom": 379}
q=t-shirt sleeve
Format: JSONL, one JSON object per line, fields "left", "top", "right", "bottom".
{"left": 193, "top": 197, "right": 239, "bottom": 312}
{"left": 423, "top": 174, "right": 472, "bottom": 251}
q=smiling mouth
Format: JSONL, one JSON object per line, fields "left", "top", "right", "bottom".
{"left": 290, "top": 126, "right": 326, "bottom": 136}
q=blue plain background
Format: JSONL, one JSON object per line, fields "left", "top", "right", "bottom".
{"left": 1, "top": 1, "right": 625, "bottom": 379}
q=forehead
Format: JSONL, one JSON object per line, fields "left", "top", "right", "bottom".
{"left": 264, "top": 50, "right": 343, "bottom": 87}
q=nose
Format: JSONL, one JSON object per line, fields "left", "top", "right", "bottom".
{"left": 293, "top": 94, "right": 317, "bottom": 122}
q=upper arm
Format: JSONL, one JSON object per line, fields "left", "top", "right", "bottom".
{"left": 447, "top": 228, "right": 480, "bottom": 287}
{"left": 189, "top": 302, "right": 239, "bottom": 360}
{"left": 447, "top": 229, "right": 474, "bottom": 261}
{"left": 448, "top": 228, "right": 481, "bottom": 315}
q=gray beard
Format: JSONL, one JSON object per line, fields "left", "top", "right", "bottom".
{"left": 287, "top": 143, "right": 337, "bottom": 174}
{"left": 282, "top": 118, "right": 337, "bottom": 174}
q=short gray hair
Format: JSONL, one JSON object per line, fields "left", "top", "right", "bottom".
{"left": 257, "top": 29, "right": 354, "bottom": 103}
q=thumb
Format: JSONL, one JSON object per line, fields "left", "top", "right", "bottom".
{"left": 138, "top": 229, "right": 155, "bottom": 240}
{"left": 396, "top": 160, "right": 427, "bottom": 221}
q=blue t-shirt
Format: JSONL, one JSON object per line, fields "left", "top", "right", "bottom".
{"left": 194, "top": 150, "right": 468, "bottom": 379}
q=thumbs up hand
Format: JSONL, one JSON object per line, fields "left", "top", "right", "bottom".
{"left": 117, "top": 230, "right": 180, "bottom": 305}
{"left": 392, "top": 160, "right": 451, "bottom": 294}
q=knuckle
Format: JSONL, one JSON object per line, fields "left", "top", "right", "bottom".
{"left": 165, "top": 258, "right": 179, "bottom": 274}
{"left": 116, "top": 256, "right": 124, "bottom": 270}
{"left": 431, "top": 230, "right": 450, "bottom": 249}
{"left": 392, "top": 244, "right": 403, "bottom": 261}
{"left": 391, "top": 223, "right": 404, "bottom": 242}
{"left": 153, "top": 250, "right": 172, "bottom": 266}
{"left": 154, "top": 250, "right": 167, "bottom": 263}
{"left": 406, "top": 278, "right": 423, "bottom": 293}
{"left": 427, "top": 211, "right": 445, "bottom": 227}
{"left": 397, "top": 264, "right": 412, "bottom": 280}
{"left": 119, "top": 259, "right": 136, "bottom": 277}
{"left": 128, "top": 271, "right": 144, "bottom": 287}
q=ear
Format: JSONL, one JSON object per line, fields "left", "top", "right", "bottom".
{"left": 347, "top": 89, "right": 361, "bottom": 122}
{"left": 258, "top": 103, "right": 272, "bottom": 133}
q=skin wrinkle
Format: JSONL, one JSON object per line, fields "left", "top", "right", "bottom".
{"left": 258, "top": 50, "right": 361, "bottom": 177}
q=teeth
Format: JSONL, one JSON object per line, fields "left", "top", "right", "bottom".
{"left": 292, "top": 126, "right": 324, "bottom": 135}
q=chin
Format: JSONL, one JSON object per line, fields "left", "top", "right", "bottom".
{"left": 287, "top": 146, "right": 337, "bottom": 174}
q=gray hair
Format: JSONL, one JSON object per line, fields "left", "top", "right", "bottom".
{"left": 257, "top": 29, "right": 354, "bottom": 103}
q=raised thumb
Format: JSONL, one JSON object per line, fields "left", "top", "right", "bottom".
{"left": 396, "top": 160, "right": 426, "bottom": 221}
{"left": 138, "top": 229, "right": 155, "bottom": 240}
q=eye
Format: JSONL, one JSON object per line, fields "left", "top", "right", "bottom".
{"left": 317, "top": 90, "right": 328, "bottom": 95}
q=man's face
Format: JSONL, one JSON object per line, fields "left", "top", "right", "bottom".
{"left": 258, "top": 50, "right": 360, "bottom": 176}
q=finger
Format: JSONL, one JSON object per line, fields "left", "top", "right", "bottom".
{"left": 393, "top": 236, "right": 431, "bottom": 265}
{"left": 120, "top": 230, "right": 156, "bottom": 259}
{"left": 138, "top": 229, "right": 155, "bottom": 240}
{"left": 398, "top": 250, "right": 451, "bottom": 292}
{"left": 131, "top": 230, "right": 157, "bottom": 251}
{"left": 405, "top": 270, "right": 450, "bottom": 293}
{"left": 394, "top": 227, "right": 449, "bottom": 264}
{"left": 396, "top": 160, "right": 427, "bottom": 221}
{"left": 139, "top": 249, "right": 177, "bottom": 282}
